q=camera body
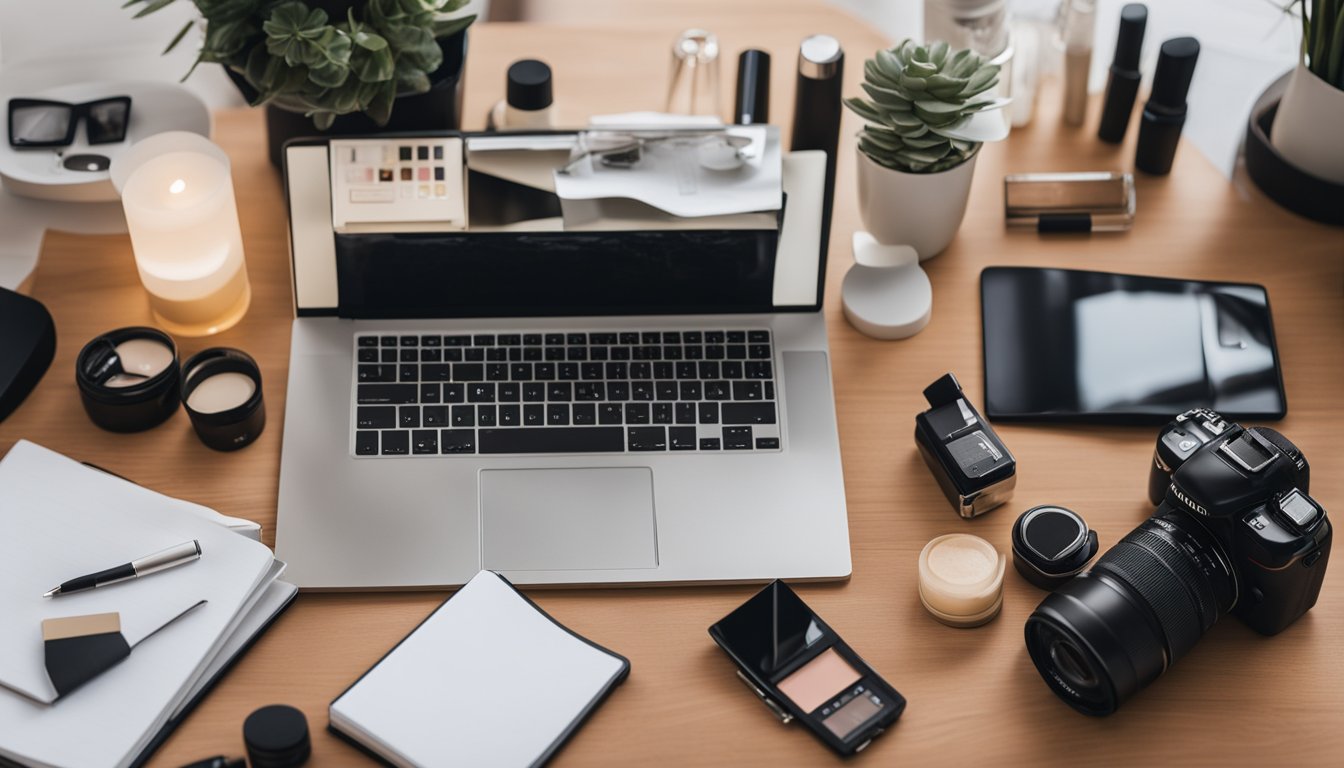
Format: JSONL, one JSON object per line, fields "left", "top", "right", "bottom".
{"left": 1148, "top": 409, "right": 1331, "bottom": 635}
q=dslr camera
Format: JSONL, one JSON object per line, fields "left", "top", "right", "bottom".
{"left": 1025, "top": 408, "right": 1332, "bottom": 715}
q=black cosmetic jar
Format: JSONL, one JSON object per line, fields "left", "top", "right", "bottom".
{"left": 181, "top": 347, "right": 265, "bottom": 451}
{"left": 75, "top": 327, "right": 180, "bottom": 432}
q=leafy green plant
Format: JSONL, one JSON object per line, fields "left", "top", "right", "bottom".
{"left": 1290, "top": 0, "right": 1344, "bottom": 88}
{"left": 844, "top": 39, "right": 1005, "bottom": 173}
{"left": 123, "top": 0, "right": 475, "bottom": 129}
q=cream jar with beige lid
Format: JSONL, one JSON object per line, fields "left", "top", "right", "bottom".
{"left": 918, "top": 533, "right": 1007, "bottom": 627}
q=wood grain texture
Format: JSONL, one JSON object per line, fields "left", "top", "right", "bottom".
{"left": 3, "top": 13, "right": 1342, "bottom": 768}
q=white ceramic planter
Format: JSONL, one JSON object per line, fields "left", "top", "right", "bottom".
{"left": 1271, "top": 63, "right": 1344, "bottom": 185}
{"left": 855, "top": 146, "right": 978, "bottom": 261}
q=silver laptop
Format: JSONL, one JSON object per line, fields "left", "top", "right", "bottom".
{"left": 275, "top": 134, "right": 850, "bottom": 589}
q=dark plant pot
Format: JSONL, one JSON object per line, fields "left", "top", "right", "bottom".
{"left": 227, "top": 28, "right": 468, "bottom": 168}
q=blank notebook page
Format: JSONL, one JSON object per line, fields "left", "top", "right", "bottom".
{"left": 329, "top": 570, "right": 626, "bottom": 768}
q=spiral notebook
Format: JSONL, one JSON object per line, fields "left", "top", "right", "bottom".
{"left": 329, "top": 570, "right": 629, "bottom": 767}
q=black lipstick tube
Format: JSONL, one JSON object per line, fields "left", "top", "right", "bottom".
{"left": 1098, "top": 3, "right": 1147, "bottom": 143}
{"left": 1135, "top": 36, "right": 1199, "bottom": 175}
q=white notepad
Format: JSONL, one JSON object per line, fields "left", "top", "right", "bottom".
{"left": 330, "top": 570, "right": 629, "bottom": 768}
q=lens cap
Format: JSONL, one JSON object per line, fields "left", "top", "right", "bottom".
{"left": 1012, "top": 506, "right": 1099, "bottom": 589}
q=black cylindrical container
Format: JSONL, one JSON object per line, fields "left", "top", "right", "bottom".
{"left": 1135, "top": 36, "right": 1200, "bottom": 175}
{"left": 75, "top": 327, "right": 180, "bottom": 432}
{"left": 243, "top": 704, "right": 311, "bottom": 768}
{"left": 1097, "top": 3, "right": 1147, "bottom": 143}
{"left": 789, "top": 34, "right": 843, "bottom": 259}
{"left": 734, "top": 49, "right": 771, "bottom": 124}
{"left": 181, "top": 348, "right": 266, "bottom": 452}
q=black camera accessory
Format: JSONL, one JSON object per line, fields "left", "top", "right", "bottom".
{"left": 243, "top": 704, "right": 311, "bottom": 768}
{"left": 915, "top": 372, "right": 1016, "bottom": 518}
{"left": 8, "top": 96, "right": 132, "bottom": 148}
{"left": 709, "top": 580, "right": 905, "bottom": 757}
{"left": 75, "top": 327, "right": 180, "bottom": 433}
{"left": 1012, "top": 506, "right": 1099, "bottom": 590}
{"left": 1148, "top": 407, "right": 1231, "bottom": 504}
{"left": 734, "top": 49, "right": 771, "bottom": 124}
{"left": 1097, "top": 4, "right": 1147, "bottom": 143}
{"left": 1135, "top": 37, "right": 1199, "bottom": 174}
{"left": 181, "top": 348, "right": 266, "bottom": 451}
{"left": 0, "top": 286, "right": 55, "bottom": 423}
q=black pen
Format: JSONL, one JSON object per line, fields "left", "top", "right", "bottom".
{"left": 43, "top": 540, "right": 202, "bottom": 597}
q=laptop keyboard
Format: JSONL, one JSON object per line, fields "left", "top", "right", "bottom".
{"left": 351, "top": 330, "right": 781, "bottom": 456}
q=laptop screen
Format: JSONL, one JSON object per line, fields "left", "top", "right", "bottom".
{"left": 284, "top": 137, "right": 828, "bottom": 319}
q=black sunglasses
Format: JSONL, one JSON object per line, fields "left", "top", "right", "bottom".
{"left": 7, "top": 96, "right": 133, "bottom": 148}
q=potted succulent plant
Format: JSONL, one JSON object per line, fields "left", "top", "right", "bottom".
{"left": 1271, "top": 0, "right": 1344, "bottom": 184}
{"left": 844, "top": 39, "right": 1008, "bottom": 259}
{"left": 125, "top": 0, "right": 476, "bottom": 166}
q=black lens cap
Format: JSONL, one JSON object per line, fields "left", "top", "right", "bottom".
{"left": 1012, "top": 506, "right": 1099, "bottom": 590}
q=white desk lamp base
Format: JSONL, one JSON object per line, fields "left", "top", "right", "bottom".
{"left": 841, "top": 231, "right": 932, "bottom": 340}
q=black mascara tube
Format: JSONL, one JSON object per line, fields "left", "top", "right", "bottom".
{"left": 734, "top": 49, "right": 771, "bottom": 124}
{"left": 1097, "top": 3, "right": 1147, "bottom": 143}
{"left": 789, "top": 34, "right": 844, "bottom": 219}
{"left": 1135, "top": 36, "right": 1199, "bottom": 175}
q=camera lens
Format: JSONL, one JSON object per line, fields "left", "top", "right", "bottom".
{"left": 1026, "top": 508, "right": 1237, "bottom": 715}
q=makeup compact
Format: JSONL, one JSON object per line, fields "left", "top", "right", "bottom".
{"left": 1012, "top": 505, "right": 1099, "bottom": 590}
{"left": 76, "top": 326, "right": 180, "bottom": 432}
{"left": 1004, "top": 172, "right": 1135, "bottom": 233}
{"left": 181, "top": 348, "right": 265, "bottom": 451}
{"left": 918, "top": 533, "right": 1006, "bottom": 627}
{"left": 709, "top": 580, "right": 905, "bottom": 756}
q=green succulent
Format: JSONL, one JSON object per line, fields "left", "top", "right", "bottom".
{"left": 844, "top": 39, "right": 1002, "bottom": 173}
{"left": 1292, "top": 0, "right": 1344, "bottom": 89}
{"left": 122, "top": 0, "right": 476, "bottom": 129}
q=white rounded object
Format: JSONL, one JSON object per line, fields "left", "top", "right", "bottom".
{"left": 855, "top": 145, "right": 978, "bottom": 260}
{"left": 841, "top": 231, "right": 932, "bottom": 340}
{"left": 1271, "top": 63, "right": 1344, "bottom": 185}
{"left": 918, "top": 533, "right": 1006, "bottom": 628}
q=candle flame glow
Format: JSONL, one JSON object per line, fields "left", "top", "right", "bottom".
{"left": 169, "top": 178, "right": 186, "bottom": 194}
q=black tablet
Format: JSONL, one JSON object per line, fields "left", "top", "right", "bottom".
{"left": 980, "top": 267, "right": 1287, "bottom": 423}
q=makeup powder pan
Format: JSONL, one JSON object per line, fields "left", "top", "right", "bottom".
{"left": 778, "top": 648, "right": 861, "bottom": 713}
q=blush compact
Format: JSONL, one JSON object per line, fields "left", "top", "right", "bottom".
{"left": 181, "top": 347, "right": 265, "bottom": 451}
{"left": 709, "top": 580, "right": 905, "bottom": 756}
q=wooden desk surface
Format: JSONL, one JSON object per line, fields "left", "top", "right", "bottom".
{"left": 5, "top": 11, "right": 1343, "bottom": 767}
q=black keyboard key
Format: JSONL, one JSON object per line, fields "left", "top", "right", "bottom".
{"left": 607, "top": 382, "right": 630, "bottom": 401}
{"left": 705, "top": 381, "right": 731, "bottom": 400}
{"left": 745, "top": 361, "right": 772, "bottom": 379}
{"left": 381, "top": 349, "right": 397, "bottom": 363}
{"left": 589, "top": 347, "right": 609, "bottom": 361}
{"left": 662, "top": 347, "right": 682, "bottom": 361}
{"left": 748, "top": 345, "right": 771, "bottom": 360}
{"left": 582, "top": 363, "right": 604, "bottom": 380}
{"left": 473, "top": 334, "right": 495, "bottom": 346}
{"left": 355, "top": 431, "right": 379, "bottom": 455}
{"left": 661, "top": 332, "right": 680, "bottom": 344}
{"left": 486, "top": 348, "right": 507, "bottom": 361}
{"left": 722, "top": 361, "right": 743, "bottom": 379}
{"left": 630, "top": 362, "right": 652, "bottom": 379}
{"left": 422, "top": 349, "right": 443, "bottom": 362}
{"left": 479, "top": 427, "right": 625, "bottom": 454}
{"left": 699, "top": 361, "right": 720, "bottom": 379}
{"left": 468, "top": 383, "right": 495, "bottom": 403}
{"left": 358, "top": 364, "right": 396, "bottom": 383}
{"left": 573, "top": 403, "right": 596, "bottom": 425}
{"left": 700, "top": 438, "right": 721, "bottom": 450}
{"left": 478, "top": 405, "right": 497, "bottom": 427}
{"left": 652, "top": 402, "right": 673, "bottom": 424}
{"left": 487, "top": 363, "right": 508, "bottom": 381}
{"left": 670, "top": 426, "right": 697, "bottom": 450}
{"left": 545, "top": 333, "right": 564, "bottom": 345}
{"left": 656, "top": 381, "right": 678, "bottom": 400}
{"left": 732, "top": 381, "right": 764, "bottom": 401}
{"left": 641, "top": 332, "right": 660, "bottom": 344}
{"left": 451, "top": 405, "right": 475, "bottom": 427}
{"left": 358, "top": 336, "right": 378, "bottom": 347}
{"left": 566, "top": 347, "right": 588, "bottom": 361}
{"left": 499, "top": 382, "right": 520, "bottom": 402}
{"left": 380, "top": 336, "right": 398, "bottom": 347}
{"left": 454, "top": 363, "right": 485, "bottom": 381}
{"left": 722, "top": 403, "right": 777, "bottom": 424}
{"left": 705, "top": 345, "right": 726, "bottom": 360}
{"left": 420, "top": 384, "right": 441, "bottom": 404}
{"left": 545, "top": 346, "right": 565, "bottom": 361}
{"left": 499, "top": 404, "right": 520, "bottom": 426}
{"left": 625, "top": 402, "right": 650, "bottom": 424}
{"left": 400, "top": 348, "right": 418, "bottom": 362}
{"left": 465, "top": 348, "right": 485, "bottom": 362}
{"left": 567, "top": 333, "right": 587, "bottom": 345}
{"left": 523, "top": 404, "right": 544, "bottom": 426}
{"left": 535, "top": 363, "right": 556, "bottom": 380}
{"left": 358, "top": 348, "right": 378, "bottom": 363}
{"left": 358, "top": 384, "right": 417, "bottom": 404}
{"left": 748, "top": 330, "right": 770, "bottom": 343}
{"left": 632, "top": 382, "right": 654, "bottom": 401}
{"left": 413, "top": 430, "right": 438, "bottom": 454}
{"left": 547, "top": 404, "right": 570, "bottom": 425}
{"left": 423, "top": 405, "right": 449, "bottom": 426}
{"left": 399, "top": 364, "right": 418, "bottom": 382}
{"left": 498, "top": 334, "right": 521, "bottom": 346}
{"left": 727, "top": 331, "right": 746, "bottom": 343}
{"left": 610, "top": 346, "right": 630, "bottom": 360}
{"left": 591, "top": 333, "right": 617, "bottom": 344}
{"left": 676, "top": 362, "right": 697, "bottom": 379}
{"left": 723, "top": 426, "right": 753, "bottom": 450}
{"left": 559, "top": 363, "right": 579, "bottom": 380}
{"left": 575, "top": 382, "right": 604, "bottom": 401}
{"left": 511, "top": 363, "right": 533, "bottom": 381}
{"left": 399, "top": 405, "right": 420, "bottom": 428}
{"left": 684, "top": 345, "right": 703, "bottom": 360}
{"left": 766, "top": 381, "right": 775, "bottom": 399}
{"left": 399, "top": 335, "right": 418, "bottom": 346}
{"left": 619, "top": 332, "right": 639, "bottom": 344}
{"left": 421, "top": 335, "right": 441, "bottom": 347}
{"left": 440, "top": 429, "right": 475, "bottom": 453}
{"left": 706, "top": 331, "right": 725, "bottom": 343}
{"left": 756, "top": 437, "right": 780, "bottom": 450}
{"left": 523, "top": 383, "right": 545, "bottom": 402}
{"left": 356, "top": 406, "right": 395, "bottom": 429}
{"left": 444, "top": 383, "right": 465, "bottom": 402}
{"left": 523, "top": 333, "right": 543, "bottom": 345}
{"left": 676, "top": 402, "right": 697, "bottom": 424}
{"left": 422, "top": 364, "right": 451, "bottom": 382}
{"left": 381, "top": 430, "right": 409, "bottom": 455}
{"left": 628, "top": 426, "right": 666, "bottom": 451}
{"left": 654, "top": 362, "right": 673, "bottom": 379}
{"left": 548, "top": 382, "right": 572, "bottom": 401}
{"left": 444, "top": 348, "right": 463, "bottom": 362}
{"left": 444, "top": 335, "right": 470, "bottom": 346}
{"left": 507, "top": 348, "right": 522, "bottom": 361}
{"left": 684, "top": 332, "right": 702, "bottom": 344}
{"left": 679, "top": 381, "right": 702, "bottom": 400}
{"left": 699, "top": 402, "right": 719, "bottom": 424}
{"left": 605, "top": 362, "right": 628, "bottom": 379}
{"left": 524, "top": 347, "right": 542, "bottom": 361}
{"left": 727, "top": 345, "right": 747, "bottom": 359}
{"left": 599, "top": 404, "right": 623, "bottom": 425}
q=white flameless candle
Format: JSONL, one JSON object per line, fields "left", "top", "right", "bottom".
{"left": 110, "top": 132, "right": 251, "bottom": 336}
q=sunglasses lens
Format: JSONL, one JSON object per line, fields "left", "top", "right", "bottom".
{"left": 10, "top": 104, "right": 71, "bottom": 145}
{"left": 85, "top": 100, "right": 130, "bottom": 144}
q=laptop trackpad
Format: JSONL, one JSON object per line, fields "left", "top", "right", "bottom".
{"left": 480, "top": 467, "right": 658, "bottom": 571}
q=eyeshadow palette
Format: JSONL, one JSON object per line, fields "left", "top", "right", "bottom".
{"left": 709, "top": 581, "right": 905, "bottom": 756}
{"left": 329, "top": 137, "right": 465, "bottom": 233}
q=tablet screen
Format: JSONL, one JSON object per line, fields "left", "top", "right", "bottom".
{"left": 980, "top": 267, "right": 1286, "bottom": 423}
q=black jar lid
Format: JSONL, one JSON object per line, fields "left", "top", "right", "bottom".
{"left": 181, "top": 347, "right": 265, "bottom": 451}
{"left": 507, "top": 59, "right": 553, "bottom": 111}
{"left": 75, "top": 326, "right": 180, "bottom": 433}
{"left": 1012, "top": 505, "right": 1099, "bottom": 590}
{"left": 243, "top": 704, "right": 310, "bottom": 768}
